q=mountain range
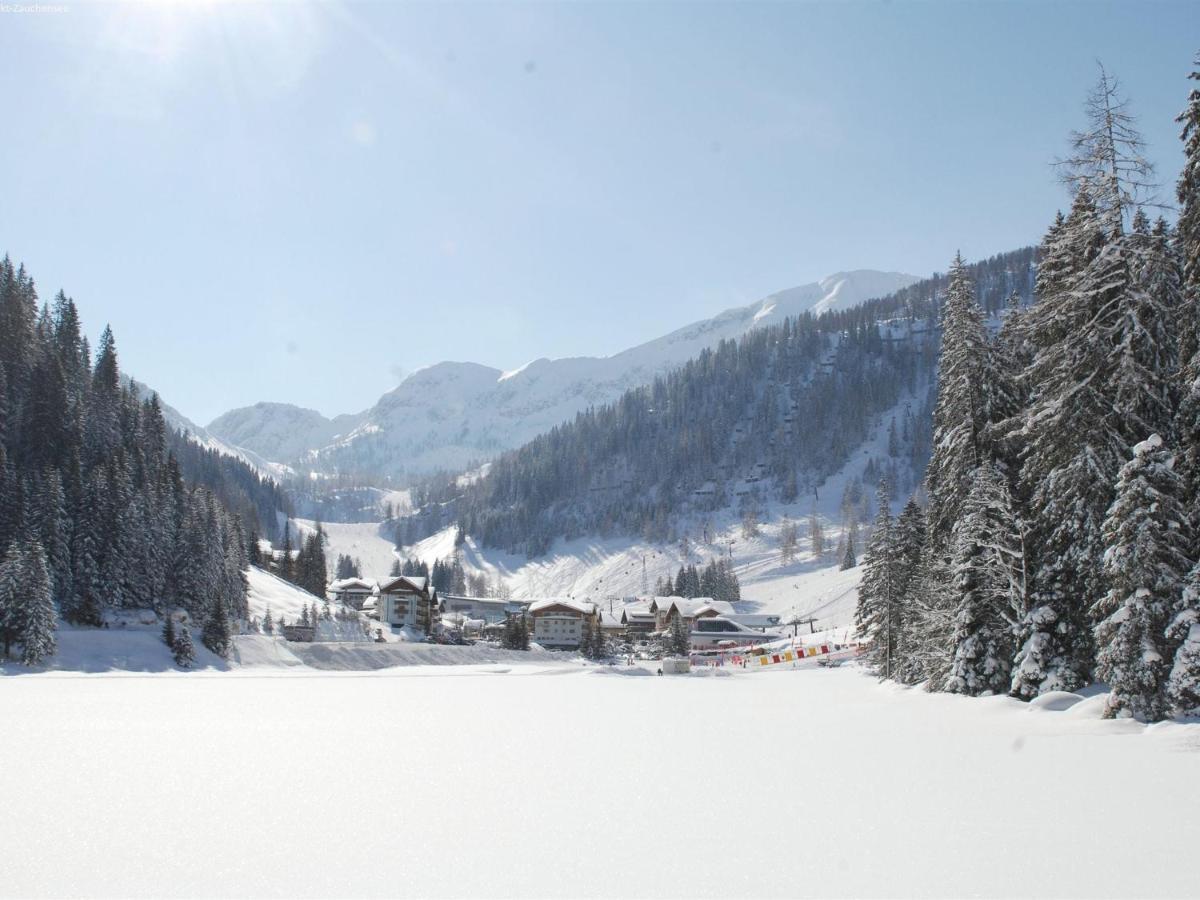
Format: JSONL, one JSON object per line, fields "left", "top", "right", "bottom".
{"left": 205, "top": 269, "right": 920, "bottom": 480}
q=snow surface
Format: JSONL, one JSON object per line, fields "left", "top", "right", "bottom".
{"left": 245, "top": 564, "right": 330, "bottom": 624}
{"left": 0, "top": 665, "right": 1195, "bottom": 899}
{"left": 206, "top": 270, "right": 919, "bottom": 476}
{"left": 292, "top": 519, "right": 400, "bottom": 579}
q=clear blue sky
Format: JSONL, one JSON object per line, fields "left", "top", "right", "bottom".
{"left": 1, "top": 1, "right": 1196, "bottom": 423}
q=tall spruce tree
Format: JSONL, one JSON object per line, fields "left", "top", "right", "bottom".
{"left": 172, "top": 620, "right": 196, "bottom": 668}
{"left": 856, "top": 480, "right": 901, "bottom": 678}
{"left": 946, "top": 464, "right": 1025, "bottom": 696}
{"left": 201, "top": 597, "right": 231, "bottom": 659}
{"left": 1167, "top": 563, "right": 1200, "bottom": 716}
{"left": 925, "top": 254, "right": 989, "bottom": 544}
{"left": 1175, "top": 55, "right": 1200, "bottom": 538}
{"left": 1094, "top": 435, "right": 1192, "bottom": 721}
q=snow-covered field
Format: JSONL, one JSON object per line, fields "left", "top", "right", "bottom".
{"left": 1, "top": 664, "right": 1195, "bottom": 899}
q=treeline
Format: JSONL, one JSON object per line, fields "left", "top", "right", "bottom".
{"left": 653, "top": 558, "right": 741, "bottom": 604}
{"left": 854, "top": 61, "right": 1200, "bottom": 721}
{"left": 0, "top": 261, "right": 254, "bottom": 661}
{"left": 395, "top": 249, "right": 1035, "bottom": 558}
{"left": 169, "top": 430, "right": 290, "bottom": 540}
{"left": 267, "top": 521, "right": 328, "bottom": 598}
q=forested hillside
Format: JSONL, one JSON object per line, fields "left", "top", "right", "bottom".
{"left": 398, "top": 247, "right": 1036, "bottom": 556}
{"left": 0, "top": 259, "right": 275, "bottom": 662}
{"left": 854, "top": 63, "right": 1200, "bottom": 721}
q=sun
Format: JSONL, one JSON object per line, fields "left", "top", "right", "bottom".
{"left": 92, "top": 0, "right": 330, "bottom": 93}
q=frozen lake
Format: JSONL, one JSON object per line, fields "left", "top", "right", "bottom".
{"left": 1, "top": 665, "right": 1196, "bottom": 898}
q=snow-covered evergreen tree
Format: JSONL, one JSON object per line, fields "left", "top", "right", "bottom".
{"left": 172, "top": 620, "right": 195, "bottom": 668}
{"left": 946, "top": 464, "right": 1025, "bottom": 696}
{"left": 201, "top": 597, "right": 231, "bottom": 659}
{"left": 667, "top": 614, "right": 690, "bottom": 657}
{"left": 893, "top": 547, "right": 955, "bottom": 689}
{"left": 840, "top": 529, "right": 856, "bottom": 570}
{"left": 856, "top": 480, "right": 901, "bottom": 678}
{"left": 8, "top": 541, "right": 58, "bottom": 666}
{"left": 1175, "top": 55, "right": 1200, "bottom": 536}
{"left": 0, "top": 542, "right": 21, "bottom": 658}
{"left": 925, "top": 254, "right": 989, "bottom": 543}
{"left": 1012, "top": 110, "right": 1181, "bottom": 696}
{"left": 1166, "top": 562, "right": 1200, "bottom": 715}
{"left": 1094, "top": 435, "right": 1192, "bottom": 720}
{"left": 891, "top": 498, "right": 927, "bottom": 669}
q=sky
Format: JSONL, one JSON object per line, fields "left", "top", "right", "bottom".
{"left": 1, "top": 1, "right": 1197, "bottom": 424}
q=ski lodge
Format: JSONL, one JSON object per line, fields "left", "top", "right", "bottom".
{"left": 328, "top": 577, "right": 376, "bottom": 610}
{"left": 528, "top": 598, "right": 600, "bottom": 650}
{"left": 377, "top": 575, "right": 438, "bottom": 631}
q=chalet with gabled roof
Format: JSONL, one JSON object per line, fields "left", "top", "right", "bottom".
{"left": 377, "top": 575, "right": 438, "bottom": 632}
{"left": 528, "top": 598, "right": 599, "bottom": 650}
{"left": 328, "top": 577, "right": 376, "bottom": 610}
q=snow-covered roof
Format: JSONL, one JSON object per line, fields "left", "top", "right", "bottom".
{"left": 647, "top": 596, "right": 681, "bottom": 613}
{"left": 440, "top": 594, "right": 525, "bottom": 609}
{"left": 329, "top": 577, "right": 377, "bottom": 593}
{"left": 668, "top": 597, "right": 734, "bottom": 618}
{"left": 697, "top": 599, "right": 736, "bottom": 617}
{"left": 528, "top": 598, "right": 597, "bottom": 616}
{"left": 378, "top": 575, "right": 428, "bottom": 594}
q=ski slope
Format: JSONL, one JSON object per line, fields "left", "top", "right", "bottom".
{"left": 1, "top": 664, "right": 1195, "bottom": 898}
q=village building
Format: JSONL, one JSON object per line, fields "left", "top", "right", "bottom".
{"left": 377, "top": 575, "right": 438, "bottom": 632}
{"left": 648, "top": 596, "right": 678, "bottom": 632}
{"left": 646, "top": 596, "right": 737, "bottom": 632}
{"left": 528, "top": 598, "right": 599, "bottom": 650}
{"left": 599, "top": 612, "right": 627, "bottom": 645}
{"left": 328, "top": 577, "right": 377, "bottom": 610}
{"left": 618, "top": 601, "right": 657, "bottom": 638}
{"left": 665, "top": 598, "right": 736, "bottom": 631}
{"left": 439, "top": 594, "right": 528, "bottom": 625}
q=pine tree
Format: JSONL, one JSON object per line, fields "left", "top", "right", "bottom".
{"left": 172, "top": 621, "right": 195, "bottom": 668}
{"left": 925, "top": 254, "right": 989, "bottom": 543}
{"left": 278, "top": 522, "right": 294, "bottom": 581}
{"left": 1175, "top": 55, "right": 1200, "bottom": 539}
{"left": 591, "top": 620, "right": 607, "bottom": 660}
{"left": 0, "top": 543, "right": 22, "bottom": 657}
{"left": 946, "top": 464, "right": 1025, "bottom": 696}
{"left": 856, "top": 480, "right": 901, "bottom": 678}
{"left": 18, "top": 541, "right": 57, "bottom": 665}
{"left": 162, "top": 613, "right": 175, "bottom": 649}
{"left": 580, "top": 617, "right": 597, "bottom": 659}
{"left": 1017, "top": 222, "right": 1181, "bottom": 698}
{"left": 262, "top": 605, "right": 274, "bottom": 634}
{"left": 1094, "top": 435, "right": 1191, "bottom": 721}
{"left": 893, "top": 547, "right": 955, "bottom": 689}
{"left": 1166, "top": 563, "right": 1200, "bottom": 715}
{"left": 891, "top": 498, "right": 927, "bottom": 667}
{"left": 840, "top": 529, "right": 856, "bottom": 570}
{"left": 667, "top": 614, "right": 690, "bottom": 657}
{"left": 201, "top": 597, "right": 231, "bottom": 659}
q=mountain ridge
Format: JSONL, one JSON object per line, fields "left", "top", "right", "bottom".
{"left": 207, "top": 269, "right": 920, "bottom": 479}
